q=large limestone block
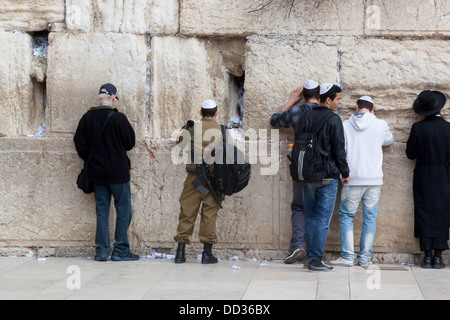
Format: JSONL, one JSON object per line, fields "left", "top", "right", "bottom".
{"left": 0, "top": 136, "right": 284, "bottom": 252}
{"left": 365, "top": 0, "right": 450, "bottom": 37}
{"left": 127, "top": 139, "right": 185, "bottom": 247}
{"left": 339, "top": 37, "right": 450, "bottom": 112}
{"left": 243, "top": 36, "right": 338, "bottom": 134}
{"left": 276, "top": 140, "right": 419, "bottom": 254}
{"left": 46, "top": 32, "right": 148, "bottom": 138}
{"left": 149, "top": 36, "right": 246, "bottom": 139}
{"left": 181, "top": 0, "right": 364, "bottom": 36}
{"left": 0, "top": 0, "right": 65, "bottom": 31}
{"left": 326, "top": 144, "right": 418, "bottom": 254}
{"left": 0, "top": 31, "right": 44, "bottom": 137}
{"left": 337, "top": 108, "right": 420, "bottom": 145}
{"left": 130, "top": 139, "right": 283, "bottom": 250}
{"left": 0, "top": 138, "right": 95, "bottom": 247}
{"left": 66, "top": 0, "right": 179, "bottom": 34}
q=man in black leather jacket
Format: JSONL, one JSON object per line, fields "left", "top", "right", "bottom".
{"left": 300, "top": 83, "right": 350, "bottom": 272}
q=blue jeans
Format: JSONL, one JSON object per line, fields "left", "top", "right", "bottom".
{"left": 94, "top": 182, "right": 133, "bottom": 257}
{"left": 338, "top": 185, "right": 381, "bottom": 264}
{"left": 303, "top": 179, "right": 339, "bottom": 260}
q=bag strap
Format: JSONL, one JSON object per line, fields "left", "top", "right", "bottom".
{"left": 220, "top": 125, "right": 227, "bottom": 143}
{"left": 85, "top": 111, "right": 115, "bottom": 165}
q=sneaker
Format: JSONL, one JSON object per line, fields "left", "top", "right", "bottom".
{"left": 94, "top": 255, "right": 107, "bottom": 262}
{"left": 308, "top": 259, "right": 334, "bottom": 272}
{"left": 284, "top": 248, "right": 306, "bottom": 264}
{"left": 330, "top": 256, "right": 354, "bottom": 267}
{"left": 111, "top": 252, "right": 140, "bottom": 261}
{"left": 303, "top": 260, "right": 311, "bottom": 269}
{"left": 358, "top": 260, "right": 372, "bottom": 268}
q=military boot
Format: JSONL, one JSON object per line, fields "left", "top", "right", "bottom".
{"left": 175, "top": 243, "right": 186, "bottom": 264}
{"left": 201, "top": 243, "right": 218, "bottom": 264}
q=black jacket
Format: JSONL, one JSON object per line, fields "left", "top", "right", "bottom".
{"left": 297, "top": 106, "right": 349, "bottom": 179}
{"left": 74, "top": 106, "right": 136, "bottom": 184}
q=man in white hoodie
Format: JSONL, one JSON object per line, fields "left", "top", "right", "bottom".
{"left": 331, "top": 96, "right": 394, "bottom": 267}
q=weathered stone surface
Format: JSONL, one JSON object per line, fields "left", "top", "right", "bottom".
{"left": 181, "top": 0, "right": 364, "bottom": 36}
{"left": 0, "top": 136, "right": 435, "bottom": 257}
{"left": 149, "top": 36, "right": 246, "bottom": 139}
{"left": 365, "top": 0, "right": 450, "bottom": 36}
{"left": 0, "top": 138, "right": 284, "bottom": 252}
{"left": 0, "top": 0, "right": 65, "bottom": 31}
{"left": 130, "top": 139, "right": 282, "bottom": 249}
{"left": 66, "top": 0, "right": 179, "bottom": 34}
{"left": 325, "top": 143, "right": 419, "bottom": 254}
{"left": 0, "top": 0, "right": 449, "bottom": 258}
{"left": 339, "top": 37, "right": 450, "bottom": 106}
{"left": 46, "top": 32, "right": 148, "bottom": 138}
{"left": 0, "top": 31, "right": 45, "bottom": 137}
{"left": 0, "top": 138, "right": 94, "bottom": 247}
{"left": 339, "top": 37, "right": 450, "bottom": 142}
{"left": 244, "top": 36, "right": 338, "bottom": 134}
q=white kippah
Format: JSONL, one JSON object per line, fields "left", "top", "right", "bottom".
{"left": 320, "top": 83, "right": 333, "bottom": 95}
{"left": 304, "top": 80, "right": 319, "bottom": 90}
{"left": 358, "top": 96, "right": 374, "bottom": 104}
{"left": 201, "top": 100, "right": 217, "bottom": 110}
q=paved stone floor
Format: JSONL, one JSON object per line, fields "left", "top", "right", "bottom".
{"left": 0, "top": 257, "right": 449, "bottom": 300}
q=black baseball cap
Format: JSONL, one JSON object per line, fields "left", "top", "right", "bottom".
{"left": 99, "top": 83, "right": 119, "bottom": 100}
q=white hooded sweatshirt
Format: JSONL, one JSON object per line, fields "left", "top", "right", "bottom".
{"left": 343, "top": 112, "right": 394, "bottom": 186}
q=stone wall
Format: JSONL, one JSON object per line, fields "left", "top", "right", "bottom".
{"left": 0, "top": 0, "right": 449, "bottom": 260}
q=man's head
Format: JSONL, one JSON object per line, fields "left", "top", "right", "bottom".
{"left": 356, "top": 96, "right": 374, "bottom": 112}
{"left": 303, "top": 80, "right": 320, "bottom": 102}
{"left": 98, "top": 83, "right": 119, "bottom": 105}
{"left": 200, "top": 99, "right": 218, "bottom": 118}
{"left": 320, "top": 83, "right": 342, "bottom": 112}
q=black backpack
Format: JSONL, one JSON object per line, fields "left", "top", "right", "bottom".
{"left": 288, "top": 111, "right": 336, "bottom": 183}
{"left": 213, "top": 126, "right": 251, "bottom": 196}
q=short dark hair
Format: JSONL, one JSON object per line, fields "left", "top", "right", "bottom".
{"left": 303, "top": 87, "right": 320, "bottom": 102}
{"left": 320, "top": 85, "right": 342, "bottom": 103}
{"left": 357, "top": 99, "right": 374, "bottom": 112}
{"left": 201, "top": 107, "right": 217, "bottom": 118}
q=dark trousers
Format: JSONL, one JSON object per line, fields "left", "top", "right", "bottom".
{"left": 290, "top": 180, "right": 305, "bottom": 252}
{"left": 94, "top": 182, "right": 133, "bottom": 257}
{"left": 419, "top": 237, "right": 449, "bottom": 252}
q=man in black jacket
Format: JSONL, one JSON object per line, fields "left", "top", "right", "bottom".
{"left": 300, "top": 83, "right": 350, "bottom": 271}
{"left": 74, "top": 83, "right": 138, "bottom": 262}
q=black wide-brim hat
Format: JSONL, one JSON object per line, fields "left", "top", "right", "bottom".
{"left": 413, "top": 90, "right": 447, "bottom": 116}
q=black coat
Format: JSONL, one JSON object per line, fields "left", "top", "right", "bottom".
{"left": 406, "top": 116, "right": 450, "bottom": 240}
{"left": 74, "top": 106, "right": 136, "bottom": 184}
{"left": 298, "top": 106, "right": 350, "bottom": 179}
